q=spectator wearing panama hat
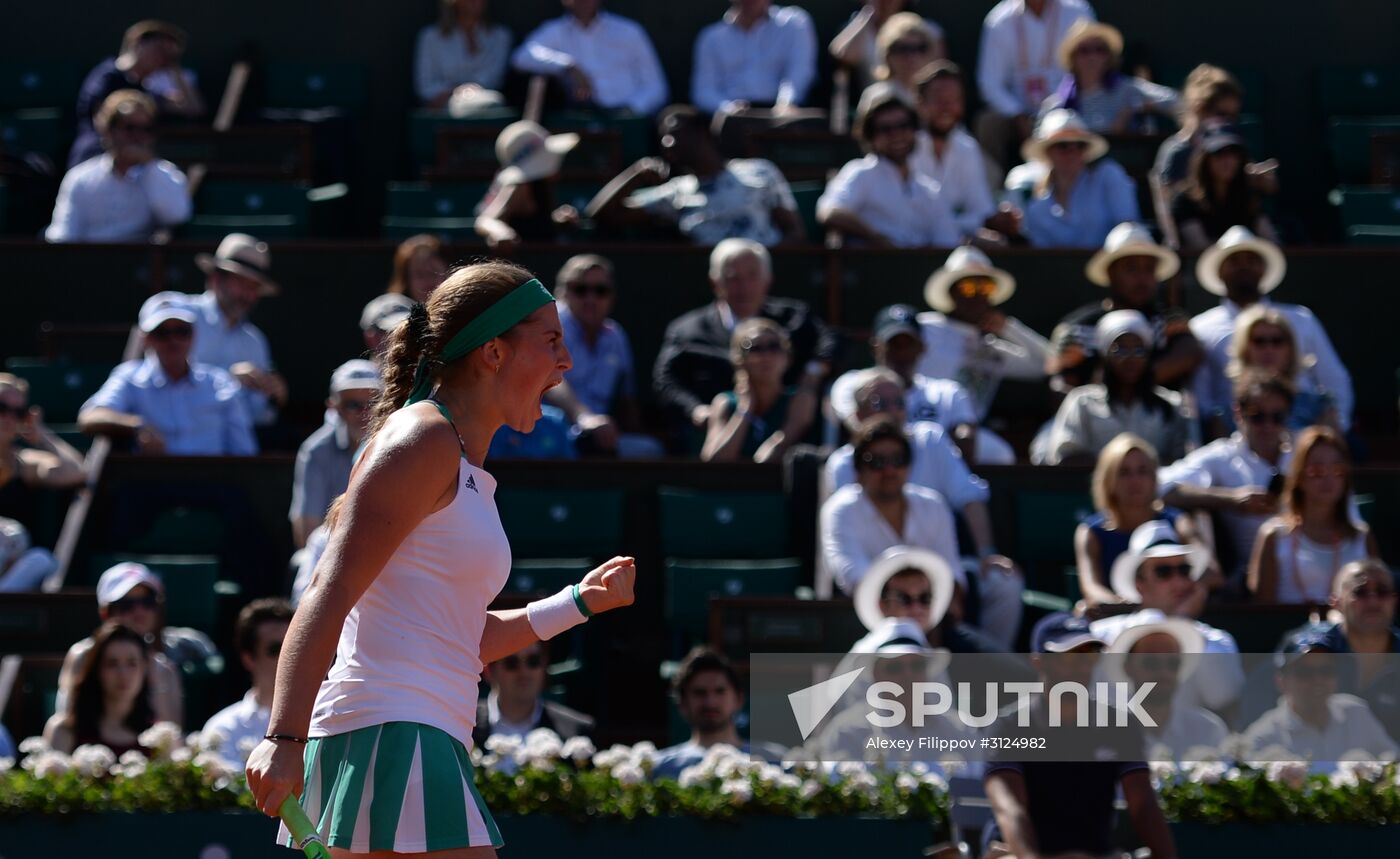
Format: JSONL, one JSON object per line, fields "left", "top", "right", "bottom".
{"left": 190, "top": 233, "right": 287, "bottom": 426}
{"left": 1092, "top": 520, "right": 1244, "bottom": 712}
{"left": 1015, "top": 108, "right": 1139, "bottom": 248}
{"left": 474, "top": 121, "right": 581, "bottom": 250}
{"left": 1189, "top": 226, "right": 1352, "bottom": 438}
{"left": 1048, "top": 222, "right": 1202, "bottom": 394}
{"left": 1038, "top": 20, "right": 1179, "bottom": 135}
{"left": 917, "top": 246, "right": 1049, "bottom": 422}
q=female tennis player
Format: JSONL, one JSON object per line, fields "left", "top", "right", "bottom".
{"left": 246, "top": 260, "right": 636, "bottom": 857}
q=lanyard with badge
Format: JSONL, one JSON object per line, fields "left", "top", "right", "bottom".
{"left": 1014, "top": 0, "right": 1059, "bottom": 110}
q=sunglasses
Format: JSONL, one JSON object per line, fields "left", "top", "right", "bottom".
{"left": 1250, "top": 335, "right": 1289, "bottom": 348}
{"left": 149, "top": 325, "right": 193, "bottom": 341}
{"left": 953, "top": 277, "right": 998, "bottom": 299}
{"left": 500, "top": 653, "right": 544, "bottom": 671}
{"left": 859, "top": 451, "right": 911, "bottom": 471}
{"left": 111, "top": 594, "right": 161, "bottom": 612}
{"left": 881, "top": 590, "right": 933, "bottom": 608}
{"left": 889, "top": 41, "right": 930, "bottom": 56}
{"left": 568, "top": 282, "right": 613, "bottom": 298}
{"left": 1131, "top": 654, "right": 1182, "bottom": 674}
{"left": 1107, "top": 345, "right": 1148, "bottom": 359}
{"left": 1303, "top": 465, "right": 1346, "bottom": 479}
{"left": 113, "top": 122, "right": 155, "bottom": 135}
{"left": 1148, "top": 562, "right": 1194, "bottom": 581}
{"left": 743, "top": 339, "right": 785, "bottom": 355}
{"left": 1074, "top": 42, "right": 1111, "bottom": 55}
{"left": 1350, "top": 586, "right": 1397, "bottom": 601}
{"left": 0, "top": 403, "right": 28, "bottom": 419}
{"left": 1244, "top": 410, "right": 1287, "bottom": 426}
{"left": 1048, "top": 140, "right": 1090, "bottom": 152}
{"left": 872, "top": 119, "right": 915, "bottom": 136}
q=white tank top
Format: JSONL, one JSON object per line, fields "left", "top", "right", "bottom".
{"left": 1273, "top": 527, "right": 1368, "bottom": 605}
{"left": 309, "top": 456, "right": 511, "bottom": 748}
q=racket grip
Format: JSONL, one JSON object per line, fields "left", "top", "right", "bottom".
{"left": 279, "top": 794, "right": 333, "bottom": 859}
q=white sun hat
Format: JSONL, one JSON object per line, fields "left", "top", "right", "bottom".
{"left": 494, "top": 120, "right": 580, "bottom": 186}
{"left": 923, "top": 246, "right": 1016, "bottom": 313}
{"left": 1085, "top": 222, "right": 1180, "bottom": 287}
{"left": 1195, "top": 225, "right": 1288, "bottom": 297}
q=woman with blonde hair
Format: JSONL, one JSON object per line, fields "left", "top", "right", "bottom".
{"left": 870, "top": 12, "right": 946, "bottom": 101}
{"left": 1039, "top": 19, "right": 1178, "bottom": 134}
{"left": 830, "top": 1, "right": 943, "bottom": 88}
{"left": 414, "top": 0, "right": 512, "bottom": 108}
{"left": 1226, "top": 305, "right": 1339, "bottom": 432}
{"left": 1074, "top": 433, "right": 1216, "bottom": 608}
{"left": 701, "top": 318, "right": 815, "bottom": 463}
{"left": 386, "top": 234, "right": 449, "bottom": 303}
{"left": 1249, "top": 426, "right": 1378, "bottom": 604}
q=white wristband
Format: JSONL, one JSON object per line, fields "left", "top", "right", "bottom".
{"left": 526, "top": 586, "right": 589, "bottom": 641}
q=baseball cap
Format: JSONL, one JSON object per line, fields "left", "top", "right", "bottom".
{"left": 138, "top": 291, "right": 197, "bottom": 333}
{"left": 1031, "top": 612, "right": 1104, "bottom": 654}
{"left": 1199, "top": 121, "right": 1247, "bottom": 155}
{"left": 872, "top": 304, "right": 921, "bottom": 343}
{"left": 1275, "top": 631, "right": 1333, "bottom": 670}
{"left": 360, "top": 294, "right": 416, "bottom": 333}
{"left": 96, "top": 562, "right": 164, "bottom": 607}
{"left": 330, "top": 359, "right": 383, "bottom": 394}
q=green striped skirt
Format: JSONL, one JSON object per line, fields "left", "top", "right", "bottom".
{"left": 279, "top": 721, "right": 503, "bottom": 853}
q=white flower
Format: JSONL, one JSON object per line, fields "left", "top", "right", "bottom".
{"left": 592, "top": 744, "right": 632, "bottom": 770}
{"left": 755, "top": 763, "right": 784, "bottom": 785}
{"left": 895, "top": 772, "right": 919, "bottom": 793}
{"left": 483, "top": 734, "right": 521, "bottom": 758}
{"left": 119, "top": 750, "right": 147, "bottom": 766}
{"left": 72, "top": 744, "right": 116, "bottom": 778}
{"left": 522, "top": 753, "right": 557, "bottom": 773}
{"left": 938, "top": 755, "right": 967, "bottom": 777}
{"left": 1265, "top": 760, "right": 1308, "bottom": 789}
{"left": 920, "top": 771, "right": 948, "bottom": 792}
{"left": 169, "top": 746, "right": 193, "bottom": 764}
{"left": 629, "top": 741, "right": 658, "bottom": 768}
{"left": 613, "top": 762, "right": 645, "bottom": 786}
{"left": 800, "top": 778, "right": 823, "bottom": 800}
{"left": 1181, "top": 745, "right": 1222, "bottom": 765}
{"left": 720, "top": 778, "right": 753, "bottom": 803}
{"left": 201, "top": 729, "right": 229, "bottom": 752}
{"left": 834, "top": 760, "right": 867, "bottom": 779}
{"left": 113, "top": 757, "right": 147, "bottom": 778}
{"left": 19, "top": 736, "right": 48, "bottom": 756}
{"left": 1334, "top": 756, "right": 1384, "bottom": 786}
{"left": 701, "top": 744, "right": 742, "bottom": 767}
{"left": 1189, "top": 761, "right": 1228, "bottom": 785}
{"left": 0, "top": 757, "right": 13, "bottom": 774}
{"left": 1219, "top": 733, "right": 1253, "bottom": 763}
{"left": 137, "top": 722, "right": 183, "bottom": 757}
{"left": 33, "top": 750, "right": 73, "bottom": 778}
{"left": 776, "top": 773, "right": 802, "bottom": 790}
{"left": 1149, "top": 759, "right": 1179, "bottom": 786}
{"left": 524, "top": 728, "right": 562, "bottom": 759}
{"left": 677, "top": 765, "right": 706, "bottom": 788}
{"left": 561, "top": 736, "right": 595, "bottom": 764}
{"left": 907, "top": 761, "right": 930, "bottom": 777}
{"left": 715, "top": 757, "right": 744, "bottom": 779}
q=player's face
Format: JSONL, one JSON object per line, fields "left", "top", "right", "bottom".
{"left": 679, "top": 670, "right": 741, "bottom": 733}
{"left": 498, "top": 304, "right": 572, "bottom": 433}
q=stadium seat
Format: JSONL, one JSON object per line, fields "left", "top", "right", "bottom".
{"left": 382, "top": 181, "right": 487, "bottom": 241}
{"left": 664, "top": 557, "right": 804, "bottom": 643}
{"left": 1331, "top": 186, "right": 1400, "bottom": 228}
{"left": 2, "top": 358, "right": 116, "bottom": 424}
{"left": 0, "top": 61, "right": 83, "bottom": 110}
{"left": 789, "top": 180, "right": 825, "bottom": 241}
{"left": 1346, "top": 225, "right": 1400, "bottom": 246}
{"left": 185, "top": 179, "right": 350, "bottom": 239}
{"left": 657, "top": 487, "right": 791, "bottom": 559}
{"left": 1326, "top": 117, "right": 1400, "bottom": 183}
{"left": 503, "top": 558, "right": 595, "bottom": 596}
{"left": 89, "top": 553, "right": 235, "bottom": 632}
{"left": 264, "top": 61, "right": 369, "bottom": 112}
{"left": 545, "top": 110, "right": 653, "bottom": 166}
{"left": 1320, "top": 66, "right": 1400, "bottom": 118}
{"left": 743, "top": 130, "right": 860, "bottom": 181}
{"left": 1011, "top": 490, "right": 1094, "bottom": 591}
{"left": 408, "top": 108, "right": 519, "bottom": 174}
{"left": 0, "top": 108, "right": 66, "bottom": 162}
{"left": 122, "top": 507, "right": 228, "bottom": 558}
{"left": 0, "top": 592, "right": 98, "bottom": 655}
{"left": 1, "top": 654, "right": 65, "bottom": 743}
{"left": 495, "top": 487, "right": 625, "bottom": 559}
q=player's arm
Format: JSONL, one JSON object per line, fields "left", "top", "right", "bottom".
{"left": 481, "top": 555, "right": 636, "bottom": 663}
{"left": 985, "top": 769, "right": 1046, "bottom": 859}
{"left": 1122, "top": 769, "right": 1176, "bottom": 858}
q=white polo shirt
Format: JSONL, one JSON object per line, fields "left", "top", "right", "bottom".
{"left": 201, "top": 690, "right": 271, "bottom": 770}
{"left": 1244, "top": 694, "right": 1397, "bottom": 770}
{"left": 824, "top": 420, "right": 989, "bottom": 510}
{"left": 829, "top": 370, "right": 978, "bottom": 430}
{"left": 1092, "top": 609, "right": 1246, "bottom": 712}
{"left": 917, "top": 312, "right": 1050, "bottom": 421}
{"left": 817, "top": 154, "right": 961, "bottom": 248}
{"left": 820, "top": 483, "right": 960, "bottom": 595}
{"left": 910, "top": 127, "right": 997, "bottom": 238}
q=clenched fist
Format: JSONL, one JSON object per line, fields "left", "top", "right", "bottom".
{"left": 577, "top": 556, "right": 637, "bottom": 615}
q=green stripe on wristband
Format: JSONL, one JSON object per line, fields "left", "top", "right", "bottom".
{"left": 571, "top": 583, "right": 594, "bottom": 619}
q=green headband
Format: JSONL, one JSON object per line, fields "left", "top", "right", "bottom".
{"left": 403, "top": 277, "right": 555, "bottom": 406}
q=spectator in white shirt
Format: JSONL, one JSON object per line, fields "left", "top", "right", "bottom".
{"left": 1189, "top": 226, "right": 1353, "bottom": 437}
{"left": 1244, "top": 638, "right": 1397, "bottom": 770}
{"left": 1093, "top": 521, "right": 1243, "bottom": 712}
{"left": 511, "top": 0, "right": 667, "bottom": 115}
{"left": 1101, "top": 619, "right": 1229, "bottom": 760}
{"left": 1248, "top": 427, "right": 1377, "bottom": 606}
{"left": 821, "top": 416, "right": 960, "bottom": 597}
{"left": 917, "top": 246, "right": 1049, "bottom": 420}
{"left": 290, "top": 361, "right": 380, "bottom": 549}
{"left": 692, "top": 0, "right": 817, "bottom": 114}
{"left": 830, "top": 1, "right": 943, "bottom": 89}
{"left": 201, "top": 598, "right": 293, "bottom": 770}
{"left": 414, "top": 0, "right": 512, "bottom": 108}
{"left": 45, "top": 89, "right": 190, "bottom": 243}
{"left": 974, "top": 0, "right": 1095, "bottom": 174}
{"left": 190, "top": 233, "right": 288, "bottom": 426}
{"left": 1159, "top": 372, "right": 1293, "bottom": 586}
{"left": 587, "top": 105, "right": 802, "bottom": 246}
{"left": 818, "top": 83, "right": 960, "bottom": 249}
{"left": 910, "top": 63, "right": 1014, "bottom": 241}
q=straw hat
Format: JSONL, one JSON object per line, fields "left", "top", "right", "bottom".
{"left": 1102, "top": 614, "right": 1206, "bottom": 685}
{"left": 1195, "top": 225, "right": 1287, "bottom": 297}
{"left": 923, "top": 246, "right": 1016, "bottom": 313}
{"left": 196, "top": 233, "right": 279, "bottom": 296}
{"left": 494, "top": 121, "right": 579, "bottom": 186}
{"left": 1020, "top": 109, "right": 1109, "bottom": 164}
{"left": 1058, "top": 20, "right": 1124, "bottom": 70}
{"left": 1108, "top": 521, "right": 1211, "bottom": 604}
{"left": 1085, "top": 222, "right": 1180, "bottom": 287}
{"left": 854, "top": 547, "right": 958, "bottom": 633}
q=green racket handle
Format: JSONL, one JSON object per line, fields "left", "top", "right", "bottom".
{"left": 279, "top": 794, "right": 333, "bottom": 859}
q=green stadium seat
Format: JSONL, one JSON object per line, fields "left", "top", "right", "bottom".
{"left": 1331, "top": 186, "right": 1400, "bottom": 228}
{"left": 185, "top": 179, "right": 349, "bottom": 239}
{"left": 1326, "top": 117, "right": 1400, "bottom": 183}
{"left": 545, "top": 110, "right": 653, "bottom": 166}
{"left": 664, "top": 557, "right": 804, "bottom": 642}
{"left": 0, "top": 108, "right": 67, "bottom": 162}
{"left": 0, "top": 62, "right": 83, "bottom": 110}
{"left": 90, "top": 553, "right": 234, "bottom": 632}
{"left": 264, "top": 62, "right": 369, "bottom": 112}
{"left": 1012, "top": 490, "right": 1094, "bottom": 591}
{"left": 789, "top": 180, "right": 825, "bottom": 241}
{"left": 503, "top": 558, "right": 595, "bottom": 595}
{"left": 382, "top": 181, "right": 488, "bottom": 240}
{"left": 495, "top": 487, "right": 625, "bottom": 559}
{"left": 409, "top": 108, "right": 519, "bottom": 173}
{"left": 123, "top": 507, "right": 228, "bottom": 557}
{"left": 3, "top": 654, "right": 65, "bottom": 742}
{"left": 0, "top": 593, "right": 98, "bottom": 655}
{"left": 1320, "top": 66, "right": 1400, "bottom": 117}
{"left": 2, "top": 358, "right": 116, "bottom": 424}
{"left": 657, "top": 487, "right": 791, "bottom": 559}
{"left": 1346, "top": 225, "right": 1400, "bottom": 246}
